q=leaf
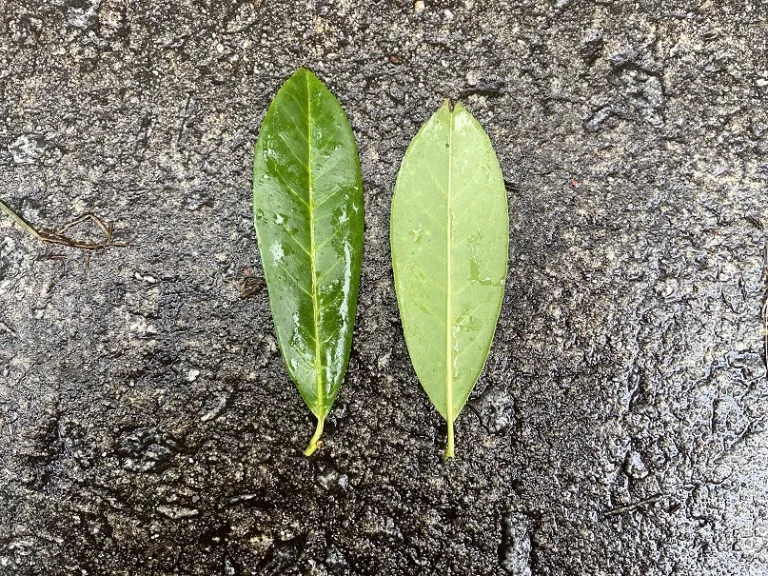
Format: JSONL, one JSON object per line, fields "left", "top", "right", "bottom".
{"left": 252, "top": 68, "right": 364, "bottom": 455}
{"left": 390, "top": 101, "right": 509, "bottom": 459}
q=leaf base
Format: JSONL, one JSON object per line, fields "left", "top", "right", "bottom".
{"left": 304, "top": 417, "right": 325, "bottom": 456}
{"left": 443, "top": 420, "right": 455, "bottom": 460}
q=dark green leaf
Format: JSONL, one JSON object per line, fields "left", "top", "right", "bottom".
{"left": 253, "top": 68, "right": 364, "bottom": 455}
{"left": 391, "top": 101, "right": 508, "bottom": 459}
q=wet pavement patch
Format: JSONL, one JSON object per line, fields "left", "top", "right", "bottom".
{"left": 1, "top": 1, "right": 767, "bottom": 575}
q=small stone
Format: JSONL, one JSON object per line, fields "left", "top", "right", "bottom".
{"left": 726, "top": 351, "right": 766, "bottom": 381}
{"left": 500, "top": 513, "right": 532, "bottom": 576}
{"left": 583, "top": 105, "right": 613, "bottom": 133}
{"left": 223, "top": 556, "right": 238, "bottom": 576}
{"left": 388, "top": 86, "right": 405, "bottom": 104}
{"left": 654, "top": 278, "right": 677, "bottom": 298}
{"left": 201, "top": 395, "right": 228, "bottom": 422}
{"left": 325, "top": 546, "right": 348, "bottom": 569}
{"left": 117, "top": 427, "right": 180, "bottom": 473}
{"left": 157, "top": 505, "right": 199, "bottom": 520}
{"left": 317, "top": 465, "right": 340, "bottom": 491}
{"left": 133, "top": 272, "right": 157, "bottom": 284}
{"left": 624, "top": 451, "right": 649, "bottom": 480}
{"left": 472, "top": 387, "right": 516, "bottom": 435}
{"left": 8, "top": 135, "right": 45, "bottom": 165}
{"left": 414, "top": 1, "right": 425, "bottom": 13}
{"left": 227, "top": 493, "right": 262, "bottom": 506}
{"left": 66, "top": 4, "right": 97, "bottom": 29}
{"left": 0, "top": 236, "right": 24, "bottom": 280}
{"left": 87, "top": 520, "right": 102, "bottom": 536}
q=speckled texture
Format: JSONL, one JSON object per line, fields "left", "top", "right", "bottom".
{"left": 1, "top": 1, "right": 767, "bottom": 575}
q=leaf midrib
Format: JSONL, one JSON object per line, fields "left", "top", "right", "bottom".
{"left": 445, "top": 109, "right": 454, "bottom": 425}
{"left": 306, "top": 73, "right": 324, "bottom": 416}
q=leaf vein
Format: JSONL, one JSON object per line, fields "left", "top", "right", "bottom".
{"left": 414, "top": 301, "right": 447, "bottom": 328}
{"left": 304, "top": 72, "right": 325, "bottom": 415}
{"left": 451, "top": 167, "right": 484, "bottom": 205}
{"left": 273, "top": 171, "right": 310, "bottom": 208}
{"left": 321, "top": 324, "right": 342, "bottom": 346}
{"left": 418, "top": 241, "right": 447, "bottom": 265}
{"left": 315, "top": 185, "right": 345, "bottom": 209}
{"left": 445, "top": 108, "right": 455, "bottom": 429}
{"left": 312, "top": 159, "right": 342, "bottom": 183}
{"left": 283, "top": 115, "right": 310, "bottom": 144}
{"left": 414, "top": 206, "right": 446, "bottom": 233}
{"left": 318, "top": 259, "right": 342, "bottom": 284}
{"left": 282, "top": 89, "right": 309, "bottom": 115}
{"left": 415, "top": 270, "right": 447, "bottom": 294}
{"left": 452, "top": 331, "right": 486, "bottom": 363}
{"left": 277, "top": 263, "right": 312, "bottom": 298}
{"left": 316, "top": 228, "right": 343, "bottom": 252}
{"left": 424, "top": 166, "right": 448, "bottom": 201}
{"left": 417, "top": 330, "right": 445, "bottom": 358}
{"left": 277, "top": 132, "right": 311, "bottom": 171}
{"left": 285, "top": 232, "right": 312, "bottom": 257}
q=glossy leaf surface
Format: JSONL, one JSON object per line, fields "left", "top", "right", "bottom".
{"left": 253, "top": 68, "right": 363, "bottom": 455}
{"left": 391, "top": 101, "right": 508, "bottom": 459}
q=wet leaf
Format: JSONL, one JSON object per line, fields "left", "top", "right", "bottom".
{"left": 253, "top": 68, "right": 364, "bottom": 455}
{"left": 390, "top": 101, "right": 508, "bottom": 459}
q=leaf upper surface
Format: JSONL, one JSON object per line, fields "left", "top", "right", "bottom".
{"left": 253, "top": 68, "right": 363, "bottom": 433}
{"left": 391, "top": 101, "right": 508, "bottom": 452}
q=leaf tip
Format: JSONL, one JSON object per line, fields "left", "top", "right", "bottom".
{"left": 292, "top": 66, "right": 320, "bottom": 84}
{"left": 439, "top": 99, "right": 468, "bottom": 115}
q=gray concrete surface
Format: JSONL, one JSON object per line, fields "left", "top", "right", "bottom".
{"left": 1, "top": 1, "right": 767, "bottom": 575}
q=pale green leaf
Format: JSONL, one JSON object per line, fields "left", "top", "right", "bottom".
{"left": 390, "top": 101, "right": 508, "bottom": 459}
{"left": 253, "top": 68, "right": 364, "bottom": 455}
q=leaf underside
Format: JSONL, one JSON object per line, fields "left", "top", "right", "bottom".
{"left": 390, "top": 101, "right": 508, "bottom": 457}
{"left": 253, "top": 68, "right": 364, "bottom": 452}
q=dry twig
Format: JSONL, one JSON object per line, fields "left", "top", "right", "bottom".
{"left": 0, "top": 198, "right": 126, "bottom": 250}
